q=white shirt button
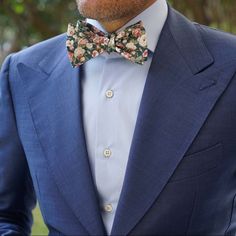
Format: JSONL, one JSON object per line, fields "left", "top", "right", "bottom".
{"left": 103, "top": 148, "right": 112, "bottom": 158}
{"left": 103, "top": 204, "right": 113, "bottom": 212}
{"left": 105, "top": 89, "right": 114, "bottom": 98}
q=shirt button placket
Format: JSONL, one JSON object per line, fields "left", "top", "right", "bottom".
{"left": 103, "top": 203, "right": 113, "bottom": 213}
{"left": 103, "top": 148, "right": 112, "bottom": 158}
{"left": 105, "top": 89, "right": 114, "bottom": 99}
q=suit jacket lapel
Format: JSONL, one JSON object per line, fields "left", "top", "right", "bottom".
{"left": 17, "top": 45, "right": 106, "bottom": 235}
{"left": 110, "top": 6, "right": 236, "bottom": 236}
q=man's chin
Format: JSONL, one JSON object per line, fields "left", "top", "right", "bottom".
{"left": 76, "top": 0, "right": 140, "bottom": 22}
{"left": 78, "top": 9, "right": 116, "bottom": 22}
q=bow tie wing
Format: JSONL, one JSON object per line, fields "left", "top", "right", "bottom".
{"left": 66, "top": 21, "right": 108, "bottom": 67}
{"left": 114, "top": 21, "right": 149, "bottom": 65}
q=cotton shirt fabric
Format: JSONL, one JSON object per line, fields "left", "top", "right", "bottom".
{"left": 81, "top": 0, "right": 168, "bottom": 234}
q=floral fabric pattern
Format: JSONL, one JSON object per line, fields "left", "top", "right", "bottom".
{"left": 66, "top": 20, "right": 148, "bottom": 67}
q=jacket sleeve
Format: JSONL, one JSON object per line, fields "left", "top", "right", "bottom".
{"left": 0, "top": 54, "right": 37, "bottom": 236}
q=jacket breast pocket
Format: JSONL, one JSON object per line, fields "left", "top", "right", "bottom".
{"left": 169, "top": 142, "right": 223, "bottom": 183}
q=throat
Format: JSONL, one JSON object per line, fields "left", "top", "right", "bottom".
{"left": 100, "top": 16, "right": 134, "bottom": 33}
{"left": 99, "top": 0, "right": 156, "bottom": 33}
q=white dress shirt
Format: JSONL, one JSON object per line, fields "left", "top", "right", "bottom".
{"left": 81, "top": 0, "right": 168, "bottom": 234}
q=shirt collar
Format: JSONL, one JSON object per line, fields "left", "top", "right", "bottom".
{"left": 86, "top": 0, "right": 168, "bottom": 53}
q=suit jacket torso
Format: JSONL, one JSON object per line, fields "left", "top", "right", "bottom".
{"left": 1, "top": 6, "right": 236, "bottom": 236}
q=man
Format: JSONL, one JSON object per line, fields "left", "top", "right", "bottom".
{"left": 0, "top": 0, "right": 236, "bottom": 235}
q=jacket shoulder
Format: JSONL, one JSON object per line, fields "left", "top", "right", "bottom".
{"left": 196, "top": 24, "right": 236, "bottom": 64}
{"left": 11, "top": 33, "right": 66, "bottom": 68}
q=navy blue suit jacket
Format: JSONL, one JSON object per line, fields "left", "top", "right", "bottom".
{"left": 1, "top": 6, "right": 236, "bottom": 236}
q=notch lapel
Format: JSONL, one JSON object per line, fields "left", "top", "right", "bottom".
{"left": 111, "top": 7, "right": 236, "bottom": 236}
{"left": 17, "top": 45, "right": 106, "bottom": 235}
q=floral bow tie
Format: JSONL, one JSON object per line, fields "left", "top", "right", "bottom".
{"left": 66, "top": 20, "right": 148, "bottom": 67}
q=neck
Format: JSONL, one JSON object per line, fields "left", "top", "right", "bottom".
{"left": 99, "top": 0, "right": 156, "bottom": 33}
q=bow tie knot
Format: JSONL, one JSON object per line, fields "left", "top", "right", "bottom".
{"left": 106, "top": 33, "right": 116, "bottom": 53}
{"left": 66, "top": 20, "right": 148, "bottom": 67}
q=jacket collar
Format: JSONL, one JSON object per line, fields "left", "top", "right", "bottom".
{"left": 167, "top": 7, "right": 214, "bottom": 74}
